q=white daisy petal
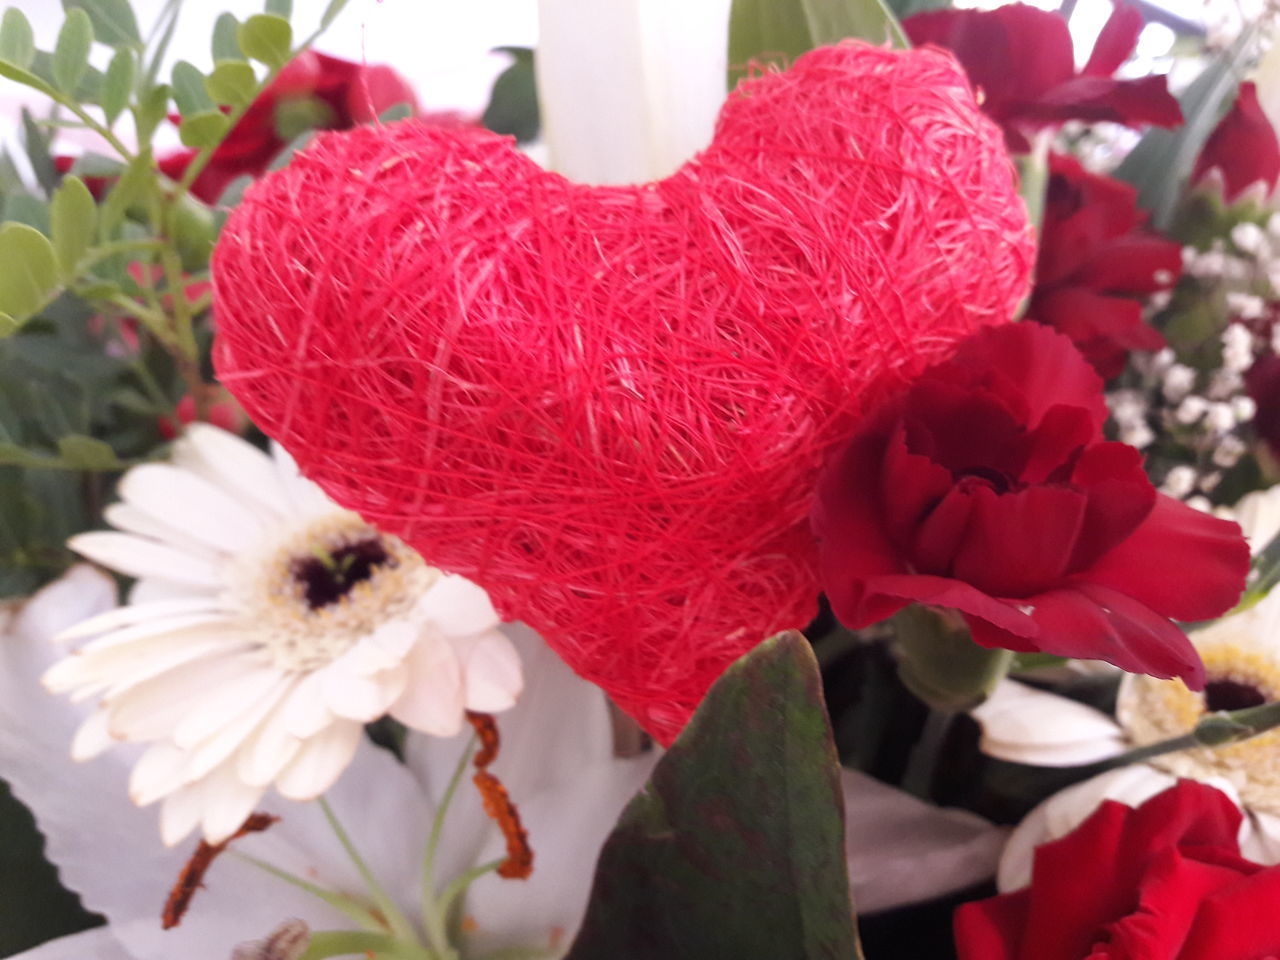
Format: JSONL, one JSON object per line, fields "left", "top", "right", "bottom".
{"left": 120, "top": 463, "right": 264, "bottom": 554}
{"left": 12, "top": 565, "right": 116, "bottom": 643}
{"left": 70, "top": 706, "right": 113, "bottom": 761}
{"left": 56, "top": 596, "right": 226, "bottom": 643}
{"left": 160, "top": 781, "right": 206, "bottom": 847}
{"left": 419, "top": 574, "right": 501, "bottom": 636}
{"left": 278, "top": 671, "right": 335, "bottom": 739}
{"left": 175, "top": 423, "right": 290, "bottom": 518}
{"left": 129, "top": 743, "right": 190, "bottom": 806}
{"left": 103, "top": 503, "right": 221, "bottom": 561}
{"left": 321, "top": 660, "right": 409, "bottom": 722}
{"left": 275, "top": 720, "right": 364, "bottom": 800}
{"left": 128, "top": 577, "right": 203, "bottom": 604}
{"left": 180, "top": 676, "right": 294, "bottom": 782}
{"left": 973, "top": 680, "right": 1127, "bottom": 766}
{"left": 390, "top": 638, "right": 466, "bottom": 736}
{"left": 68, "top": 531, "right": 221, "bottom": 588}
{"left": 106, "top": 655, "right": 260, "bottom": 742}
{"left": 199, "top": 762, "right": 269, "bottom": 844}
{"left": 172, "top": 664, "right": 288, "bottom": 749}
{"left": 237, "top": 704, "right": 304, "bottom": 787}
{"left": 453, "top": 630, "right": 524, "bottom": 714}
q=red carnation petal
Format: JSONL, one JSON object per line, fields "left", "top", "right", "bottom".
{"left": 1192, "top": 82, "right": 1280, "bottom": 204}
{"left": 1024, "top": 74, "right": 1183, "bottom": 129}
{"left": 869, "top": 574, "right": 1038, "bottom": 638}
{"left": 1028, "top": 289, "right": 1165, "bottom": 380}
{"left": 1067, "top": 441, "right": 1156, "bottom": 569}
{"left": 1180, "top": 864, "right": 1280, "bottom": 959}
{"left": 1081, "top": 494, "right": 1250, "bottom": 624}
{"left": 1072, "top": 233, "right": 1182, "bottom": 295}
{"left": 943, "top": 322, "right": 1108, "bottom": 432}
{"left": 1082, "top": 2, "right": 1143, "bottom": 77}
{"left": 950, "top": 483, "right": 1086, "bottom": 598}
{"left": 1120, "top": 780, "right": 1244, "bottom": 863}
{"left": 953, "top": 890, "right": 1029, "bottom": 960}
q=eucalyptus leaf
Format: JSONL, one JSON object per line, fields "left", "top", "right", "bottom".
{"left": 265, "top": 0, "right": 292, "bottom": 18}
{"left": 171, "top": 59, "right": 212, "bottom": 115}
{"left": 566, "top": 631, "right": 862, "bottom": 960}
{"left": 178, "top": 110, "right": 231, "bottom": 148}
{"left": 205, "top": 60, "right": 256, "bottom": 107}
{"left": 0, "top": 58, "right": 54, "bottom": 98}
{"left": 212, "top": 12, "right": 243, "bottom": 61}
{"left": 3, "top": 193, "right": 49, "bottom": 234}
{"left": 0, "top": 150, "right": 22, "bottom": 194}
{"left": 319, "top": 0, "right": 351, "bottom": 29}
{"left": 55, "top": 434, "right": 119, "bottom": 470}
{"left": 0, "top": 8, "right": 35, "bottom": 70}
{"left": 29, "top": 49, "right": 102, "bottom": 102}
{"left": 0, "top": 223, "right": 60, "bottom": 332}
{"left": 482, "top": 46, "right": 539, "bottom": 143}
{"left": 237, "top": 14, "right": 291, "bottom": 69}
{"left": 52, "top": 8, "right": 93, "bottom": 94}
{"left": 50, "top": 176, "right": 95, "bottom": 275}
{"left": 728, "top": 0, "right": 906, "bottom": 87}
{"left": 98, "top": 150, "right": 152, "bottom": 240}
{"left": 131, "top": 82, "right": 170, "bottom": 144}
{"left": 20, "top": 109, "right": 57, "bottom": 196}
{"left": 61, "top": 0, "right": 140, "bottom": 49}
{"left": 1114, "top": 23, "right": 1259, "bottom": 228}
{"left": 100, "top": 46, "right": 133, "bottom": 124}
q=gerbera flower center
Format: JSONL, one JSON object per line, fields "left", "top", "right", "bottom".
{"left": 292, "top": 537, "right": 392, "bottom": 609}
{"left": 233, "top": 511, "right": 438, "bottom": 672}
{"left": 1121, "top": 641, "right": 1280, "bottom": 815}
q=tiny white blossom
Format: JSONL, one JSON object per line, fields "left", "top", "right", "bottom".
{"left": 1213, "top": 434, "right": 1248, "bottom": 469}
{"left": 1187, "top": 495, "right": 1214, "bottom": 513}
{"left": 1161, "top": 465, "right": 1198, "bottom": 499}
{"left": 1162, "top": 364, "right": 1198, "bottom": 403}
{"left": 1233, "top": 395, "right": 1258, "bottom": 422}
{"left": 1222, "top": 322, "right": 1257, "bottom": 372}
{"left": 1119, "top": 421, "right": 1156, "bottom": 449}
{"left": 1231, "top": 221, "right": 1268, "bottom": 256}
{"left": 1175, "top": 395, "right": 1209, "bottom": 424}
{"left": 1206, "top": 401, "right": 1237, "bottom": 433}
{"left": 1226, "top": 293, "right": 1267, "bottom": 321}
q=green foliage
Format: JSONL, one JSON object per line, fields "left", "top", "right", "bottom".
{"left": 482, "top": 46, "right": 539, "bottom": 143}
{"left": 566, "top": 632, "right": 863, "bottom": 960}
{"left": 100, "top": 47, "right": 134, "bottom": 124}
{"left": 884, "top": 0, "right": 948, "bottom": 16}
{"left": 266, "top": 0, "right": 292, "bottom": 17}
{"left": 61, "top": 0, "right": 141, "bottom": 49}
{"left": 238, "top": 13, "right": 291, "bottom": 69}
{"left": 212, "top": 12, "right": 243, "bottom": 61}
{"left": 728, "top": 0, "right": 907, "bottom": 87}
{"left": 50, "top": 176, "right": 96, "bottom": 275}
{"left": 0, "top": 9, "right": 35, "bottom": 69}
{"left": 205, "top": 60, "right": 256, "bottom": 107}
{"left": 51, "top": 9, "right": 93, "bottom": 94}
{"left": 179, "top": 110, "right": 231, "bottom": 148}
{"left": 171, "top": 59, "right": 212, "bottom": 115}
{"left": 0, "top": 224, "right": 60, "bottom": 333}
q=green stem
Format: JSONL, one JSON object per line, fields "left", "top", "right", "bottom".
{"left": 299, "top": 930, "right": 437, "bottom": 960}
{"left": 105, "top": 293, "right": 178, "bottom": 349}
{"left": 421, "top": 737, "right": 477, "bottom": 960}
{"left": 319, "top": 796, "right": 423, "bottom": 946}
{"left": 232, "top": 851, "right": 385, "bottom": 932}
{"left": 47, "top": 93, "right": 134, "bottom": 160}
{"left": 438, "top": 858, "right": 503, "bottom": 921}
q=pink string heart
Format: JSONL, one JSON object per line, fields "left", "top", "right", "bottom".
{"left": 213, "top": 41, "right": 1034, "bottom": 743}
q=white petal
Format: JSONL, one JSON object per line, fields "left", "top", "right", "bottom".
{"left": 200, "top": 762, "right": 269, "bottom": 844}
{"left": 536, "top": 0, "right": 729, "bottom": 184}
{"left": 973, "top": 680, "right": 1127, "bottom": 766}
{"left": 320, "top": 659, "right": 408, "bottom": 722}
{"left": 176, "top": 423, "right": 290, "bottom": 519}
{"left": 173, "top": 664, "right": 287, "bottom": 749}
{"left": 70, "top": 706, "right": 114, "bottom": 761}
{"left": 1242, "top": 810, "right": 1280, "bottom": 864}
{"left": 343, "top": 621, "right": 418, "bottom": 675}
{"left": 454, "top": 630, "right": 524, "bottom": 713}
{"left": 841, "top": 769, "right": 1006, "bottom": 914}
{"left": 236, "top": 704, "right": 303, "bottom": 787}
{"left": 278, "top": 671, "right": 334, "bottom": 739}
{"left": 103, "top": 502, "right": 220, "bottom": 561}
{"left": 106, "top": 654, "right": 261, "bottom": 742}
{"left": 68, "top": 532, "right": 220, "bottom": 588}
{"left": 1234, "top": 483, "right": 1280, "bottom": 555}
{"left": 418, "top": 574, "right": 500, "bottom": 636}
{"left": 120, "top": 463, "right": 264, "bottom": 555}
{"left": 274, "top": 720, "right": 363, "bottom": 799}
{"left": 389, "top": 638, "right": 465, "bottom": 736}
{"left": 129, "top": 743, "right": 190, "bottom": 806}
{"left": 12, "top": 565, "right": 116, "bottom": 643}
{"left": 179, "top": 676, "right": 293, "bottom": 782}
{"left": 7, "top": 926, "right": 133, "bottom": 960}
{"left": 56, "top": 596, "right": 225, "bottom": 643}
{"left": 128, "top": 577, "right": 200, "bottom": 604}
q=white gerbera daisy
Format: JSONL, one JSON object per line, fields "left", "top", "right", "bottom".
{"left": 45, "top": 424, "right": 522, "bottom": 847}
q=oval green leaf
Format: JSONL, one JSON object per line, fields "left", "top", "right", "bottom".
{"left": 236, "top": 13, "right": 291, "bottom": 69}
{"left": 265, "top": 0, "right": 292, "bottom": 17}
{"left": 204, "top": 60, "right": 256, "bottom": 107}
{"left": 61, "top": 0, "right": 140, "bottom": 49}
{"left": 171, "top": 59, "right": 212, "bottom": 115}
{"left": 0, "top": 8, "right": 36, "bottom": 69}
{"left": 50, "top": 176, "right": 95, "bottom": 276}
{"left": 0, "top": 223, "right": 60, "bottom": 331}
{"left": 212, "top": 12, "right": 243, "bottom": 61}
{"left": 52, "top": 8, "right": 92, "bottom": 94}
{"left": 56, "top": 434, "right": 120, "bottom": 470}
{"left": 178, "top": 109, "right": 231, "bottom": 148}
{"left": 100, "top": 46, "right": 133, "bottom": 124}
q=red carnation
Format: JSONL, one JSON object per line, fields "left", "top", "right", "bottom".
{"left": 1192, "top": 81, "right": 1280, "bottom": 204}
{"left": 955, "top": 781, "right": 1280, "bottom": 960}
{"left": 904, "top": 2, "right": 1181, "bottom": 151}
{"left": 812, "top": 323, "right": 1248, "bottom": 687}
{"left": 1026, "top": 152, "right": 1179, "bottom": 379}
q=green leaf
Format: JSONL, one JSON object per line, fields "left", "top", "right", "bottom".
{"left": 178, "top": 109, "right": 231, "bottom": 148}
{"left": 98, "top": 149, "right": 151, "bottom": 239}
{"left": 265, "top": 0, "right": 292, "bottom": 18}
{"left": 3, "top": 193, "right": 49, "bottom": 234}
{"left": 482, "top": 46, "right": 539, "bottom": 143}
{"left": 237, "top": 13, "right": 291, "bottom": 69}
{"left": 170, "top": 59, "right": 212, "bottom": 115}
{"left": 884, "top": 0, "right": 947, "bottom": 16}
{"left": 132, "top": 81, "right": 169, "bottom": 143}
{"left": 100, "top": 46, "right": 133, "bottom": 124}
{"left": 50, "top": 176, "right": 95, "bottom": 275}
{"left": 61, "top": 0, "right": 140, "bottom": 48}
{"left": 55, "top": 434, "right": 119, "bottom": 469}
{"left": 28, "top": 48, "right": 102, "bottom": 102}
{"left": 0, "top": 8, "right": 36, "bottom": 69}
{"left": 319, "top": 0, "right": 351, "bottom": 28}
{"left": 1114, "top": 23, "right": 1259, "bottom": 229}
{"left": 0, "top": 223, "right": 60, "bottom": 331}
{"left": 52, "top": 8, "right": 93, "bottom": 94}
{"left": 565, "top": 632, "right": 863, "bottom": 960}
{"left": 212, "top": 12, "right": 243, "bottom": 61}
{"left": 729, "top": 0, "right": 907, "bottom": 87}
{"left": 204, "top": 59, "right": 256, "bottom": 107}
{"left": 20, "top": 109, "right": 57, "bottom": 196}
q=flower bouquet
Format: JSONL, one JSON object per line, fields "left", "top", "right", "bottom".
{"left": 1, "top": 0, "right": 1279, "bottom": 957}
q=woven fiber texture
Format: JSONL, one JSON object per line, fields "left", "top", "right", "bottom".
{"left": 213, "top": 41, "right": 1034, "bottom": 744}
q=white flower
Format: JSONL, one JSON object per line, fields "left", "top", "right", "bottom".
{"left": 45, "top": 424, "right": 522, "bottom": 846}
{"left": 974, "top": 486, "right": 1280, "bottom": 889}
{"left": 4, "top": 569, "right": 1006, "bottom": 958}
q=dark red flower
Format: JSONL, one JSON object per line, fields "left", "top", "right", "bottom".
{"left": 1247, "top": 354, "right": 1280, "bottom": 461}
{"left": 1026, "top": 153, "right": 1180, "bottom": 379}
{"left": 161, "top": 51, "right": 426, "bottom": 203}
{"left": 1192, "top": 81, "right": 1280, "bottom": 204}
{"left": 812, "top": 323, "right": 1248, "bottom": 687}
{"left": 904, "top": 3, "right": 1182, "bottom": 151}
{"left": 955, "top": 781, "right": 1280, "bottom": 960}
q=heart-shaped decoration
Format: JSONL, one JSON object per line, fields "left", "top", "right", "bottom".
{"left": 213, "top": 41, "right": 1033, "bottom": 743}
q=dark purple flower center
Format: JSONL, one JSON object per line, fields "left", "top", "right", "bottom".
{"left": 292, "top": 537, "right": 392, "bottom": 609}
